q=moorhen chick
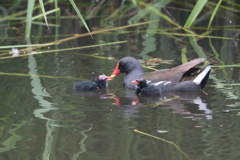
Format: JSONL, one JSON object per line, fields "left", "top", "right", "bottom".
{"left": 74, "top": 74, "right": 112, "bottom": 91}
{"left": 131, "top": 65, "right": 212, "bottom": 96}
{"left": 111, "top": 57, "right": 206, "bottom": 89}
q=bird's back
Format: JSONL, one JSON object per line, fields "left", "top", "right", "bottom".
{"left": 74, "top": 80, "right": 98, "bottom": 91}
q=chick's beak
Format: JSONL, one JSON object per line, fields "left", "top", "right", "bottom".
{"left": 131, "top": 80, "right": 139, "bottom": 85}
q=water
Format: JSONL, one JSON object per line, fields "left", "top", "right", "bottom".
{"left": 1, "top": 2, "right": 240, "bottom": 160}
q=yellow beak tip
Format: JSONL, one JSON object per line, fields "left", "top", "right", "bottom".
{"left": 110, "top": 75, "right": 115, "bottom": 78}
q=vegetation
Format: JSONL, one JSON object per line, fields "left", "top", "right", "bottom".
{"left": 0, "top": 0, "right": 236, "bottom": 51}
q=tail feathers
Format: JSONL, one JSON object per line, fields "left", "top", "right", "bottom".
{"left": 193, "top": 65, "right": 212, "bottom": 89}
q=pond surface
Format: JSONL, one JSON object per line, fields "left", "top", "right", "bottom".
{"left": 1, "top": 2, "right": 240, "bottom": 160}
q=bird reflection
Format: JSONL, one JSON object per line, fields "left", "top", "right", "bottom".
{"left": 73, "top": 85, "right": 212, "bottom": 121}
{"left": 109, "top": 89, "right": 212, "bottom": 120}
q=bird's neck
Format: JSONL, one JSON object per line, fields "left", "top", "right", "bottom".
{"left": 124, "top": 67, "right": 144, "bottom": 90}
{"left": 135, "top": 87, "right": 141, "bottom": 95}
{"left": 97, "top": 81, "right": 106, "bottom": 89}
{"left": 125, "top": 70, "right": 144, "bottom": 82}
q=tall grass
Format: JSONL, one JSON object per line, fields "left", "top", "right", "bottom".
{"left": 0, "top": 0, "right": 237, "bottom": 59}
{"left": 25, "top": 0, "right": 35, "bottom": 38}
{"left": 1, "top": 0, "right": 228, "bottom": 42}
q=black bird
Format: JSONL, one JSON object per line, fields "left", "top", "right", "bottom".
{"left": 131, "top": 65, "right": 212, "bottom": 96}
{"left": 111, "top": 57, "right": 206, "bottom": 89}
{"left": 74, "top": 75, "right": 112, "bottom": 91}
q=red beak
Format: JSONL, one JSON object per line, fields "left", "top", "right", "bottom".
{"left": 111, "top": 62, "right": 120, "bottom": 78}
{"left": 105, "top": 76, "right": 112, "bottom": 81}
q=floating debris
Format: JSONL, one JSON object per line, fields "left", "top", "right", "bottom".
{"left": 222, "top": 109, "right": 230, "bottom": 113}
{"left": 146, "top": 58, "right": 173, "bottom": 65}
{"left": 157, "top": 129, "right": 169, "bottom": 133}
{"left": 138, "top": 58, "right": 174, "bottom": 67}
{"left": 9, "top": 48, "right": 37, "bottom": 57}
{"left": 9, "top": 48, "right": 25, "bottom": 57}
{"left": 107, "top": 57, "right": 114, "bottom": 60}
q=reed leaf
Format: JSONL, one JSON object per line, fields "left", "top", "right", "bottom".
{"left": 214, "top": 64, "right": 240, "bottom": 68}
{"left": 134, "top": 129, "right": 190, "bottom": 160}
{"left": 0, "top": 44, "right": 43, "bottom": 49}
{"left": 31, "top": 8, "right": 60, "bottom": 21}
{"left": 211, "top": 83, "right": 240, "bottom": 87}
{"left": 20, "top": 20, "right": 159, "bottom": 51}
{"left": 142, "top": 96, "right": 180, "bottom": 108}
{"left": 25, "top": 0, "right": 35, "bottom": 38}
{"left": 74, "top": 53, "right": 117, "bottom": 60}
{"left": 208, "top": 38, "right": 227, "bottom": 75}
{"left": 0, "top": 72, "right": 82, "bottom": 80}
{"left": 31, "top": 21, "right": 60, "bottom": 27}
{"left": 38, "top": 0, "right": 50, "bottom": 29}
{"left": 208, "top": 1, "right": 239, "bottom": 13}
{"left": 181, "top": 46, "right": 188, "bottom": 63}
{"left": 54, "top": 0, "right": 60, "bottom": 25}
{"left": 69, "top": 0, "right": 93, "bottom": 38}
{"left": 0, "top": 40, "right": 128, "bottom": 60}
{"left": 155, "top": 32, "right": 235, "bottom": 40}
{"left": 184, "top": 0, "right": 208, "bottom": 28}
{"left": 138, "top": 0, "right": 180, "bottom": 28}
{"left": 208, "top": 0, "right": 223, "bottom": 30}
{"left": 207, "top": 0, "right": 227, "bottom": 72}
{"left": 129, "top": 0, "right": 170, "bottom": 24}
{"left": 131, "top": 0, "right": 137, "bottom": 6}
{"left": 0, "top": 1, "right": 52, "bottom": 22}
{"left": 137, "top": 1, "right": 202, "bottom": 38}
{"left": 188, "top": 36, "right": 206, "bottom": 58}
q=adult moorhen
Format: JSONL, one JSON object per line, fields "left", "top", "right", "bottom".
{"left": 74, "top": 74, "right": 112, "bottom": 91}
{"left": 131, "top": 65, "right": 212, "bottom": 96}
{"left": 111, "top": 57, "right": 206, "bottom": 89}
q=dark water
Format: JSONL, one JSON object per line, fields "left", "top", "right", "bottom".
{"left": 1, "top": 3, "right": 240, "bottom": 160}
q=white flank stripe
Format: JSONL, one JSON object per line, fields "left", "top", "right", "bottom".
{"left": 164, "top": 81, "right": 172, "bottom": 85}
{"left": 153, "top": 81, "right": 166, "bottom": 86}
{"left": 146, "top": 80, "right": 151, "bottom": 84}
